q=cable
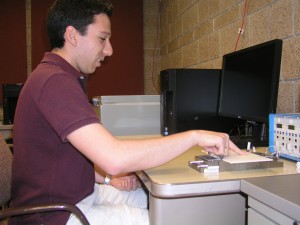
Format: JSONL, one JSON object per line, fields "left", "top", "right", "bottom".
{"left": 234, "top": 0, "right": 247, "bottom": 51}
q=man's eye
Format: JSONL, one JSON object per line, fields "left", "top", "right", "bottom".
{"left": 100, "top": 37, "right": 106, "bottom": 42}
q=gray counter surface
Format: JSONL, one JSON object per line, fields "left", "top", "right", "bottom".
{"left": 241, "top": 174, "right": 300, "bottom": 221}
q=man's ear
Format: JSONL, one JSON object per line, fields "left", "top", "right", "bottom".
{"left": 64, "top": 26, "right": 77, "bottom": 46}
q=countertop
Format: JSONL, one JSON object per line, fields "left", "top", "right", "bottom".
{"left": 138, "top": 146, "right": 299, "bottom": 198}
{"left": 241, "top": 174, "right": 300, "bottom": 221}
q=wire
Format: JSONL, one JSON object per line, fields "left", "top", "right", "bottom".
{"left": 151, "top": 1, "right": 161, "bottom": 94}
{"left": 234, "top": 0, "right": 247, "bottom": 51}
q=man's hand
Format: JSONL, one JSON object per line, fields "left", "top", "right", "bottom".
{"left": 110, "top": 173, "right": 141, "bottom": 191}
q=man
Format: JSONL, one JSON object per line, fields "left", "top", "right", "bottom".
{"left": 10, "top": 0, "right": 243, "bottom": 224}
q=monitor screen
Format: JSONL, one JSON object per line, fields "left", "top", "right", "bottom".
{"left": 2, "top": 83, "right": 23, "bottom": 125}
{"left": 218, "top": 39, "right": 282, "bottom": 123}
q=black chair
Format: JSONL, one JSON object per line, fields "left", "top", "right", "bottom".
{"left": 0, "top": 134, "right": 90, "bottom": 225}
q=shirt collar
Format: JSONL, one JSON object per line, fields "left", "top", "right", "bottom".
{"left": 41, "top": 52, "right": 87, "bottom": 80}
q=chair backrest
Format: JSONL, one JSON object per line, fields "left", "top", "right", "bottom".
{"left": 0, "top": 134, "right": 13, "bottom": 206}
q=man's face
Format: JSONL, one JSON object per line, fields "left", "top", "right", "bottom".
{"left": 74, "top": 13, "right": 113, "bottom": 74}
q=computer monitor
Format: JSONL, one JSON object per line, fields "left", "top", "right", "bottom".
{"left": 160, "top": 69, "right": 244, "bottom": 135}
{"left": 218, "top": 39, "right": 283, "bottom": 126}
{"left": 2, "top": 83, "right": 23, "bottom": 125}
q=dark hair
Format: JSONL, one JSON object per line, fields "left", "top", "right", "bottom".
{"left": 47, "top": 0, "right": 113, "bottom": 49}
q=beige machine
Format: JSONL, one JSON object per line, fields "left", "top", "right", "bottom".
{"left": 92, "top": 95, "right": 160, "bottom": 136}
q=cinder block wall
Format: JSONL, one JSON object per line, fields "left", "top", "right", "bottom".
{"left": 144, "top": 0, "right": 300, "bottom": 114}
{"left": 143, "top": 0, "right": 161, "bottom": 94}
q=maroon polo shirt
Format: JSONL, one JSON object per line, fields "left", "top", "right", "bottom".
{"left": 10, "top": 52, "right": 99, "bottom": 225}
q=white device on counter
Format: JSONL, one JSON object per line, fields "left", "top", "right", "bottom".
{"left": 92, "top": 95, "right": 160, "bottom": 136}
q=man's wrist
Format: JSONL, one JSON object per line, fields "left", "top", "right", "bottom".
{"left": 104, "top": 174, "right": 112, "bottom": 185}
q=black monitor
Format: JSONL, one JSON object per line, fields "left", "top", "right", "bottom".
{"left": 218, "top": 39, "right": 282, "bottom": 125}
{"left": 2, "top": 83, "right": 23, "bottom": 125}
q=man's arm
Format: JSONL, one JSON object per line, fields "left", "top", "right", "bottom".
{"left": 67, "top": 123, "right": 242, "bottom": 176}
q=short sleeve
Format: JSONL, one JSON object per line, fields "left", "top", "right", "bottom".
{"left": 38, "top": 73, "right": 99, "bottom": 141}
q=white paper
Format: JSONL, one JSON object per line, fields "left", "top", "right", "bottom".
{"left": 223, "top": 152, "right": 273, "bottom": 164}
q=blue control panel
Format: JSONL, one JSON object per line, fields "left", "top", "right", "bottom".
{"left": 269, "top": 114, "right": 300, "bottom": 162}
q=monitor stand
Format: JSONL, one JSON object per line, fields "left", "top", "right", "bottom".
{"left": 231, "top": 121, "right": 269, "bottom": 149}
{"left": 250, "top": 122, "right": 267, "bottom": 140}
